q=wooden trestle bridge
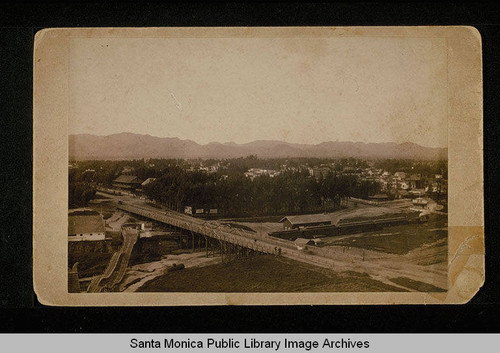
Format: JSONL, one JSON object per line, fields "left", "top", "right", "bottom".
{"left": 117, "top": 203, "right": 278, "bottom": 258}
{"left": 116, "top": 203, "right": 338, "bottom": 268}
{"left": 86, "top": 202, "right": 341, "bottom": 293}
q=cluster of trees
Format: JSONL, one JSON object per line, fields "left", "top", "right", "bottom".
{"left": 68, "top": 169, "right": 96, "bottom": 208}
{"left": 142, "top": 167, "right": 378, "bottom": 217}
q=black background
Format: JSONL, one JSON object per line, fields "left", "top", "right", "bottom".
{"left": 0, "top": 2, "right": 499, "bottom": 332}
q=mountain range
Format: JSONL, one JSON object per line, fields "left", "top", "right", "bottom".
{"left": 69, "top": 133, "right": 447, "bottom": 160}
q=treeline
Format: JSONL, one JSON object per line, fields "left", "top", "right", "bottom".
{"left": 143, "top": 167, "right": 379, "bottom": 217}
{"left": 206, "top": 156, "right": 370, "bottom": 175}
{"left": 68, "top": 156, "right": 374, "bottom": 185}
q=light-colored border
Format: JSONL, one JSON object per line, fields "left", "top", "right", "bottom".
{"left": 33, "top": 27, "right": 484, "bottom": 305}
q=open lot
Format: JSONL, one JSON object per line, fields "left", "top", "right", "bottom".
{"left": 137, "top": 255, "right": 406, "bottom": 292}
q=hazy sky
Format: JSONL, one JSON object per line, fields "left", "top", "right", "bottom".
{"left": 69, "top": 36, "right": 447, "bottom": 147}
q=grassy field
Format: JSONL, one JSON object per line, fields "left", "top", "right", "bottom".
{"left": 327, "top": 216, "right": 447, "bottom": 255}
{"left": 137, "top": 255, "right": 406, "bottom": 292}
{"left": 337, "top": 211, "right": 408, "bottom": 223}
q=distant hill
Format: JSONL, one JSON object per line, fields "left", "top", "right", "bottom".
{"left": 69, "top": 133, "right": 447, "bottom": 160}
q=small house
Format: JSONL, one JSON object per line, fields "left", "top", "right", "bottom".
{"left": 294, "top": 238, "right": 321, "bottom": 250}
{"left": 407, "top": 174, "right": 424, "bottom": 189}
{"left": 412, "top": 197, "right": 428, "bottom": 209}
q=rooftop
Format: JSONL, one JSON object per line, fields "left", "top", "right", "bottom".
{"left": 279, "top": 214, "right": 331, "bottom": 225}
{"left": 68, "top": 210, "right": 105, "bottom": 235}
{"left": 113, "top": 175, "right": 142, "bottom": 184}
{"left": 141, "top": 177, "right": 157, "bottom": 186}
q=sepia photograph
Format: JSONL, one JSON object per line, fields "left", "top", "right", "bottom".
{"left": 33, "top": 27, "right": 483, "bottom": 305}
{"left": 66, "top": 31, "right": 449, "bottom": 294}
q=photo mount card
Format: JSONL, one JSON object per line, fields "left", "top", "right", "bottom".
{"left": 33, "top": 27, "right": 483, "bottom": 305}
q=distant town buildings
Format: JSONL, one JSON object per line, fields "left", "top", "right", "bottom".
{"left": 312, "top": 164, "right": 334, "bottom": 180}
{"left": 244, "top": 168, "right": 280, "bottom": 180}
{"left": 185, "top": 162, "right": 222, "bottom": 174}
{"left": 237, "top": 161, "right": 447, "bottom": 203}
{"left": 356, "top": 168, "right": 447, "bottom": 201}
